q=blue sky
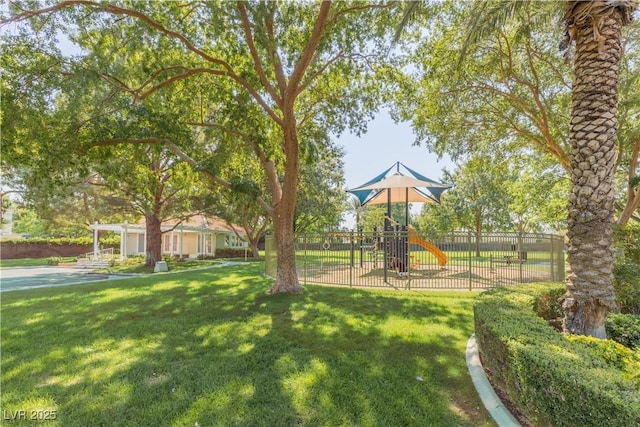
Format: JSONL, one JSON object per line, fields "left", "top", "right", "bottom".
{"left": 338, "top": 109, "right": 453, "bottom": 189}
{"left": 336, "top": 109, "right": 454, "bottom": 227}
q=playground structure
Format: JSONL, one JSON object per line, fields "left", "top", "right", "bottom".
{"left": 347, "top": 162, "right": 451, "bottom": 282}
{"left": 265, "top": 230, "right": 566, "bottom": 290}
{"left": 265, "top": 162, "right": 565, "bottom": 290}
{"left": 409, "top": 227, "right": 447, "bottom": 267}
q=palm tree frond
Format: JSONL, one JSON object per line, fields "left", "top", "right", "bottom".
{"left": 457, "top": 0, "right": 534, "bottom": 68}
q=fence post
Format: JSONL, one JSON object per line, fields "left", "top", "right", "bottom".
{"left": 303, "top": 234, "right": 307, "bottom": 285}
{"left": 549, "top": 234, "right": 555, "bottom": 281}
{"left": 468, "top": 231, "right": 473, "bottom": 291}
{"left": 518, "top": 232, "right": 524, "bottom": 283}
{"left": 349, "top": 231, "right": 354, "bottom": 288}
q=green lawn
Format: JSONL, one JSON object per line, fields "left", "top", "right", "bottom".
{"left": 0, "top": 257, "right": 76, "bottom": 268}
{"left": 1, "top": 263, "right": 494, "bottom": 426}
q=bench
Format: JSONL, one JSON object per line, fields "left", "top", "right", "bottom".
{"left": 490, "top": 255, "right": 526, "bottom": 266}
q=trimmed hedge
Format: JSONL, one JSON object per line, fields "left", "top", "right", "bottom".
{"left": 606, "top": 313, "right": 640, "bottom": 350}
{"left": 474, "top": 284, "right": 640, "bottom": 426}
{"left": 196, "top": 248, "right": 254, "bottom": 259}
{"left": 0, "top": 239, "right": 119, "bottom": 259}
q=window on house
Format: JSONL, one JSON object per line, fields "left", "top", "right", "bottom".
{"left": 225, "top": 235, "right": 244, "bottom": 247}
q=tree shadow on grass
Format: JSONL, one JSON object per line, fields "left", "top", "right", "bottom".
{"left": 1, "top": 264, "right": 493, "bottom": 426}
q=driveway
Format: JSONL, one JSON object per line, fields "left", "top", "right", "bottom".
{"left": 0, "top": 266, "right": 112, "bottom": 292}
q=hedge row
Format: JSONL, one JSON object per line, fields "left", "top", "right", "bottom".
{"left": 0, "top": 237, "right": 121, "bottom": 259}
{"left": 0, "top": 236, "right": 120, "bottom": 246}
{"left": 474, "top": 283, "right": 640, "bottom": 427}
{"left": 1, "top": 237, "right": 92, "bottom": 245}
{"left": 606, "top": 313, "right": 640, "bottom": 350}
{"left": 192, "top": 248, "right": 255, "bottom": 259}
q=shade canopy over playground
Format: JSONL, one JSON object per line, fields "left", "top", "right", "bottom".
{"left": 347, "top": 162, "right": 452, "bottom": 279}
{"left": 347, "top": 162, "right": 451, "bottom": 210}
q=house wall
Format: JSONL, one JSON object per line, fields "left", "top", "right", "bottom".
{"left": 126, "top": 234, "right": 141, "bottom": 255}
{"left": 181, "top": 234, "right": 198, "bottom": 257}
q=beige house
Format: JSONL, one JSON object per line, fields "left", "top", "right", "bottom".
{"left": 90, "top": 215, "right": 247, "bottom": 259}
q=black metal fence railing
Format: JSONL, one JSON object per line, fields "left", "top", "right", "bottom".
{"left": 265, "top": 230, "right": 565, "bottom": 290}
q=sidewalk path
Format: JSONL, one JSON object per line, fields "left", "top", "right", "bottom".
{"left": 0, "top": 262, "right": 247, "bottom": 293}
{"left": 0, "top": 266, "right": 112, "bottom": 292}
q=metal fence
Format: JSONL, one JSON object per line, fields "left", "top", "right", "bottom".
{"left": 265, "top": 229, "right": 565, "bottom": 290}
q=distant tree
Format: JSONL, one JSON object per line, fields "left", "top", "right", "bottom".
{"left": 505, "top": 155, "right": 569, "bottom": 233}
{"left": 94, "top": 142, "right": 203, "bottom": 266}
{"left": 436, "top": 156, "right": 512, "bottom": 256}
{"left": 11, "top": 206, "right": 46, "bottom": 237}
{"left": 295, "top": 144, "right": 347, "bottom": 233}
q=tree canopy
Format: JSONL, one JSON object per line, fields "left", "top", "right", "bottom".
{"left": 2, "top": 0, "right": 403, "bottom": 292}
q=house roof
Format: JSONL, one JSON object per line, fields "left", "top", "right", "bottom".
{"left": 162, "top": 215, "right": 244, "bottom": 234}
{"left": 91, "top": 214, "right": 245, "bottom": 235}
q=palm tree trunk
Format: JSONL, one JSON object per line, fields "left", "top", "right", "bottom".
{"left": 562, "top": 2, "right": 632, "bottom": 337}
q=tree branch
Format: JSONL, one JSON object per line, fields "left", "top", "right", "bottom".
{"left": 264, "top": 7, "right": 288, "bottom": 99}
{"left": 4, "top": 0, "right": 283, "bottom": 125}
{"left": 236, "top": 1, "right": 282, "bottom": 107}
{"left": 288, "top": 0, "right": 332, "bottom": 93}
{"left": 89, "top": 137, "right": 233, "bottom": 189}
{"left": 186, "top": 121, "right": 276, "bottom": 214}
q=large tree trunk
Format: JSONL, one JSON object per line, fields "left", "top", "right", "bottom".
{"left": 271, "top": 211, "right": 302, "bottom": 293}
{"left": 563, "top": 4, "right": 627, "bottom": 337}
{"left": 269, "top": 103, "right": 303, "bottom": 294}
{"left": 145, "top": 215, "right": 163, "bottom": 267}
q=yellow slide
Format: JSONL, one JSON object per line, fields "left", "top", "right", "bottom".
{"left": 408, "top": 228, "right": 448, "bottom": 267}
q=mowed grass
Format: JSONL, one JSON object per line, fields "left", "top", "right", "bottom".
{"left": 1, "top": 263, "right": 493, "bottom": 426}
{"left": 0, "top": 257, "right": 76, "bottom": 268}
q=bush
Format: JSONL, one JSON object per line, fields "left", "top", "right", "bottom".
{"left": 212, "top": 248, "right": 252, "bottom": 259}
{"left": 475, "top": 283, "right": 640, "bottom": 426}
{"left": 606, "top": 313, "right": 640, "bottom": 350}
{"left": 47, "top": 257, "right": 63, "bottom": 265}
{"left": 613, "top": 261, "right": 640, "bottom": 314}
{"left": 567, "top": 334, "right": 640, "bottom": 380}
{"left": 533, "top": 285, "right": 565, "bottom": 320}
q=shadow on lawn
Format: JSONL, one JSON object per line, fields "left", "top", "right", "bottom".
{"left": 0, "top": 264, "right": 492, "bottom": 426}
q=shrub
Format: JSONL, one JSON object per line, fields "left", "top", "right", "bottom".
{"left": 612, "top": 261, "right": 640, "bottom": 314}
{"left": 47, "top": 257, "right": 63, "bottom": 265}
{"left": 213, "top": 248, "right": 252, "bottom": 258}
{"left": 475, "top": 283, "right": 640, "bottom": 426}
{"left": 567, "top": 335, "right": 639, "bottom": 375}
{"left": 606, "top": 313, "right": 640, "bottom": 350}
{"left": 533, "top": 285, "right": 565, "bottom": 320}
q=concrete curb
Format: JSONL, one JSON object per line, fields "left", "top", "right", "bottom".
{"left": 466, "top": 334, "right": 521, "bottom": 427}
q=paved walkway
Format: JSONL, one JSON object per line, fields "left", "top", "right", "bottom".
{"left": 0, "top": 266, "right": 113, "bottom": 292}
{"left": 0, "top": 262, "right": 247, "bottom": 293}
